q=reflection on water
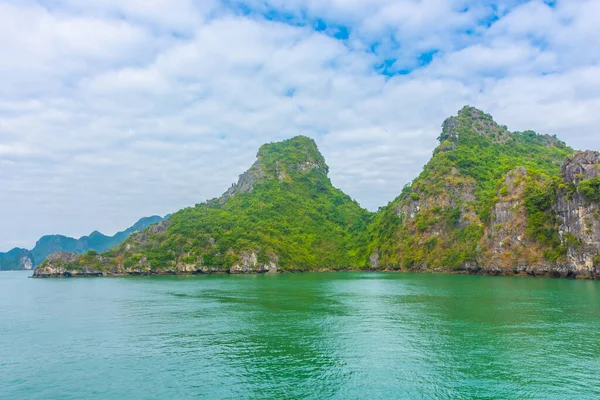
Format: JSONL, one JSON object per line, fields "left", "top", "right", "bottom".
{"left": 1, "top": 271, "right": 599, "bottom": 399}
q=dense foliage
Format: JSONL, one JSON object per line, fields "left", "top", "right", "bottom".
{"left": 522, "top": 175, "right": 565, "bottom": 262}
{"left": 578, "top": 177, "right": 600, "bottom": 203}
{"left": 115, "top": 136, "right": 373, "bottom": 271}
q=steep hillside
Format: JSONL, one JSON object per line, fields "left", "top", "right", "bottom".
{"left": 0, "top": 216, "right": 163, "bottom": 270}
{"left": 34, "top": 137, "right": 372, "bottom": 276}
{"left": 368, "top": 106, "right": 600, "bottom": 278}
{"left": 556, "top": 151, "right": 600, "bottom": 272}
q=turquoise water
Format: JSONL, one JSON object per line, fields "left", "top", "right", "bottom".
{"left": 1, "top": 271, "right": 599, "bottom": 399}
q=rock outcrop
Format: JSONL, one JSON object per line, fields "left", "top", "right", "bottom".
{"left": 21, "top": 255, "right": 33, "bottom": 270}
{"left": 478, "top": 168, "right": 554, "bottom": 274}
{"left": 33, "top": 250, "right": 278, "bottom": 278}
{"left": 218, "top": 160, "right": 265, "bottom": 205}
{"left": 480, "top": 168, "right": 529, "bottom": 267}
{"left": 33, "top": 251, "right": 101, "bottom": 277}
{"left": 555, "top": 151, "right": 600, "bottom": 276}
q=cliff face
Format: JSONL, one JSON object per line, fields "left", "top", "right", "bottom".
{"left": 479, "top": 168, "right": 547, "bottom": 272}
{"left": 555, "top": 151, "right": 600, "bottom": 274}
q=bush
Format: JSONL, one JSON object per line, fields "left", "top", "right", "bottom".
{"left": 564, "top": 233, "right": 582, "bottom": 247}
{"left": 523, "top": 177, "right": 562, "bottom": 255}
{"left": 578, "top": 177, "right": 600, "bottom": 203}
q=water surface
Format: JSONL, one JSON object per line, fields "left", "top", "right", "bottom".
{"left": 1, "top": 271, "right": 599, "bottom": 399}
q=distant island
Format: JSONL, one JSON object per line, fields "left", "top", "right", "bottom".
{"left": 0, "top": 216, "right": 165, "bottom": 270}
{"left": 33, "top": 107, "right": 600, "bottom": 279}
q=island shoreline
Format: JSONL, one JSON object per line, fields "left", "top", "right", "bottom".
{"left": 31, "top": 267, "right": 599, "bottom": 280}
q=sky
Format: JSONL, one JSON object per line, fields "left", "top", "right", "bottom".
{"left": 1, "top": 0, "right": 600, "bottom": 251}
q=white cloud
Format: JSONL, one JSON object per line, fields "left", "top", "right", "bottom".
{"left": 1, "top": 0, "right": 599, "bottom": 250}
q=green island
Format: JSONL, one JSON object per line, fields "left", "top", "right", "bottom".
{"left": 33, "top": 107, "right": 600, "bottom": 279}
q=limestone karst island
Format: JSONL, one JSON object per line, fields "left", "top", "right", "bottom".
{"left": 29, "top": 107, "right": 600, "bottom": 279}
{"left": 4, "top": 2, "right": 599, "bottom": 398}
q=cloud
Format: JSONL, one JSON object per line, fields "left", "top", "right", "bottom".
{"left": 1, "top": 0, "right": 599, "bottom": 250}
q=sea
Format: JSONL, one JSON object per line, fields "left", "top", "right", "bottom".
{"left": 1, "top": 271, "right": 599, "bottom": 399}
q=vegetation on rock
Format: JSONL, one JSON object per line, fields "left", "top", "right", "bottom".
{"left": 367, "top": 106, "right": 573, "bottom": 270}
{"left": 578, "top": 177, "right": 600, "bottom": 203}
{"left": 35, "top": 107, "right": 600, "bottom": 278}
{"left": 44, "top": 136, "right": 373, "bottom": 274}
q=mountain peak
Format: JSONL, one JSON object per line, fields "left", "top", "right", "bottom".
{"left": 457, "top": 105, "right": 490, "bottom": 119}
{"left": 257, "top": 136, "right": 328, "bottom": 177}
{"left": 439, "top": 106, "right": 568, "bottom": 152}
{"left": 218, "top": 136, "right": 328, "bottom": 204}
{"left": 439, "top": 105, "right": 507, "bottom": 144}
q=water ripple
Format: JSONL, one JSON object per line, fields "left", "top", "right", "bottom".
{"left": 1, "top": 271, "right": 599, "bottom": 399}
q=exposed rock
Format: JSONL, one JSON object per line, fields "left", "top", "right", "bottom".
{"left": 369, "top": 251, "right": 379, "bottom": 270}
{"left": 20, "top": 255, "right": 33, "bottom": 270}
{"left": 441, "top": 116, "right": 460, "bottom": 140}
{"left": 229, "top": 252, "right": 278, "bottom": 274}
{"left": 298, "top": 161, "right": 324, "bottom": 173}
{"left": 562, "top": 151, "right": 600, "bottom": 183}
{"left": 130, "top": 219, "right": 170, "bottom": 245}
{"left": 0, "top": 215, "right": 165, "bottom": 270}
{"left": 0, "top": 248, "right": 33, "bottom": 271}
{"left": 33, "top": 251, "right": 103, "bottom": 278}
{"left": 440, "top": 106, "right": 511, "bottom": 144}
{"left": 148, "top": 219, "right": 170, "bottom": 234}
{"left": 28, "top": 117, "right": 599, "bottom": 280}
{"left": 556, "top": 151, "right": 600, "bottom": 275}
{"left": 396, "top": 172, "right": 476, "bottom": 226}
{"left": 479, "top": 168, "right": 548, "bottom": 271}
{"left": 33, "top": 248, "right": 279, "bottom": 277}
{"left": 219, "top": 160, "right": 265, "bottom": 205}
{"left": 46, "top": 251, "right": 80, "bottom": 264}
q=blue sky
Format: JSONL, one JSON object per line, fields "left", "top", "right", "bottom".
{"left": 1, "top": 0, "right": 600, "bottom": 251}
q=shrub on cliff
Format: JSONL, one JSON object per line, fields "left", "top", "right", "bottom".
{"left": 578, "top": 177, "right": 600, "bottom": 202}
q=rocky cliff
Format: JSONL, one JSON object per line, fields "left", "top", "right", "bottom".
{"left": 34, "top": 108, "right": 600, "bottom": 279}
{"left": 369, "top": 106, "right": 598, "bottom": 278}
{"left": 478, "top": 167, "right": 551, "bottom": 273}
{"left": 555, "top": 151, "right": 600, "bottom": 274}
{"left": 33, "top": 249, "right": 279, "bottom": 277}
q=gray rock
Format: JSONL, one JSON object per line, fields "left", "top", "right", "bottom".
{"left": 219, "top": 160, "right": 265, "bottom": 205}
{"left": 46, "top": 251, "right": 80, "bottom": 264}
{"left": 555, "top": 151, "right": 600, "bottom": 275}
{"left": 562, "top": 150, "right": 600, "bottom": 183}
